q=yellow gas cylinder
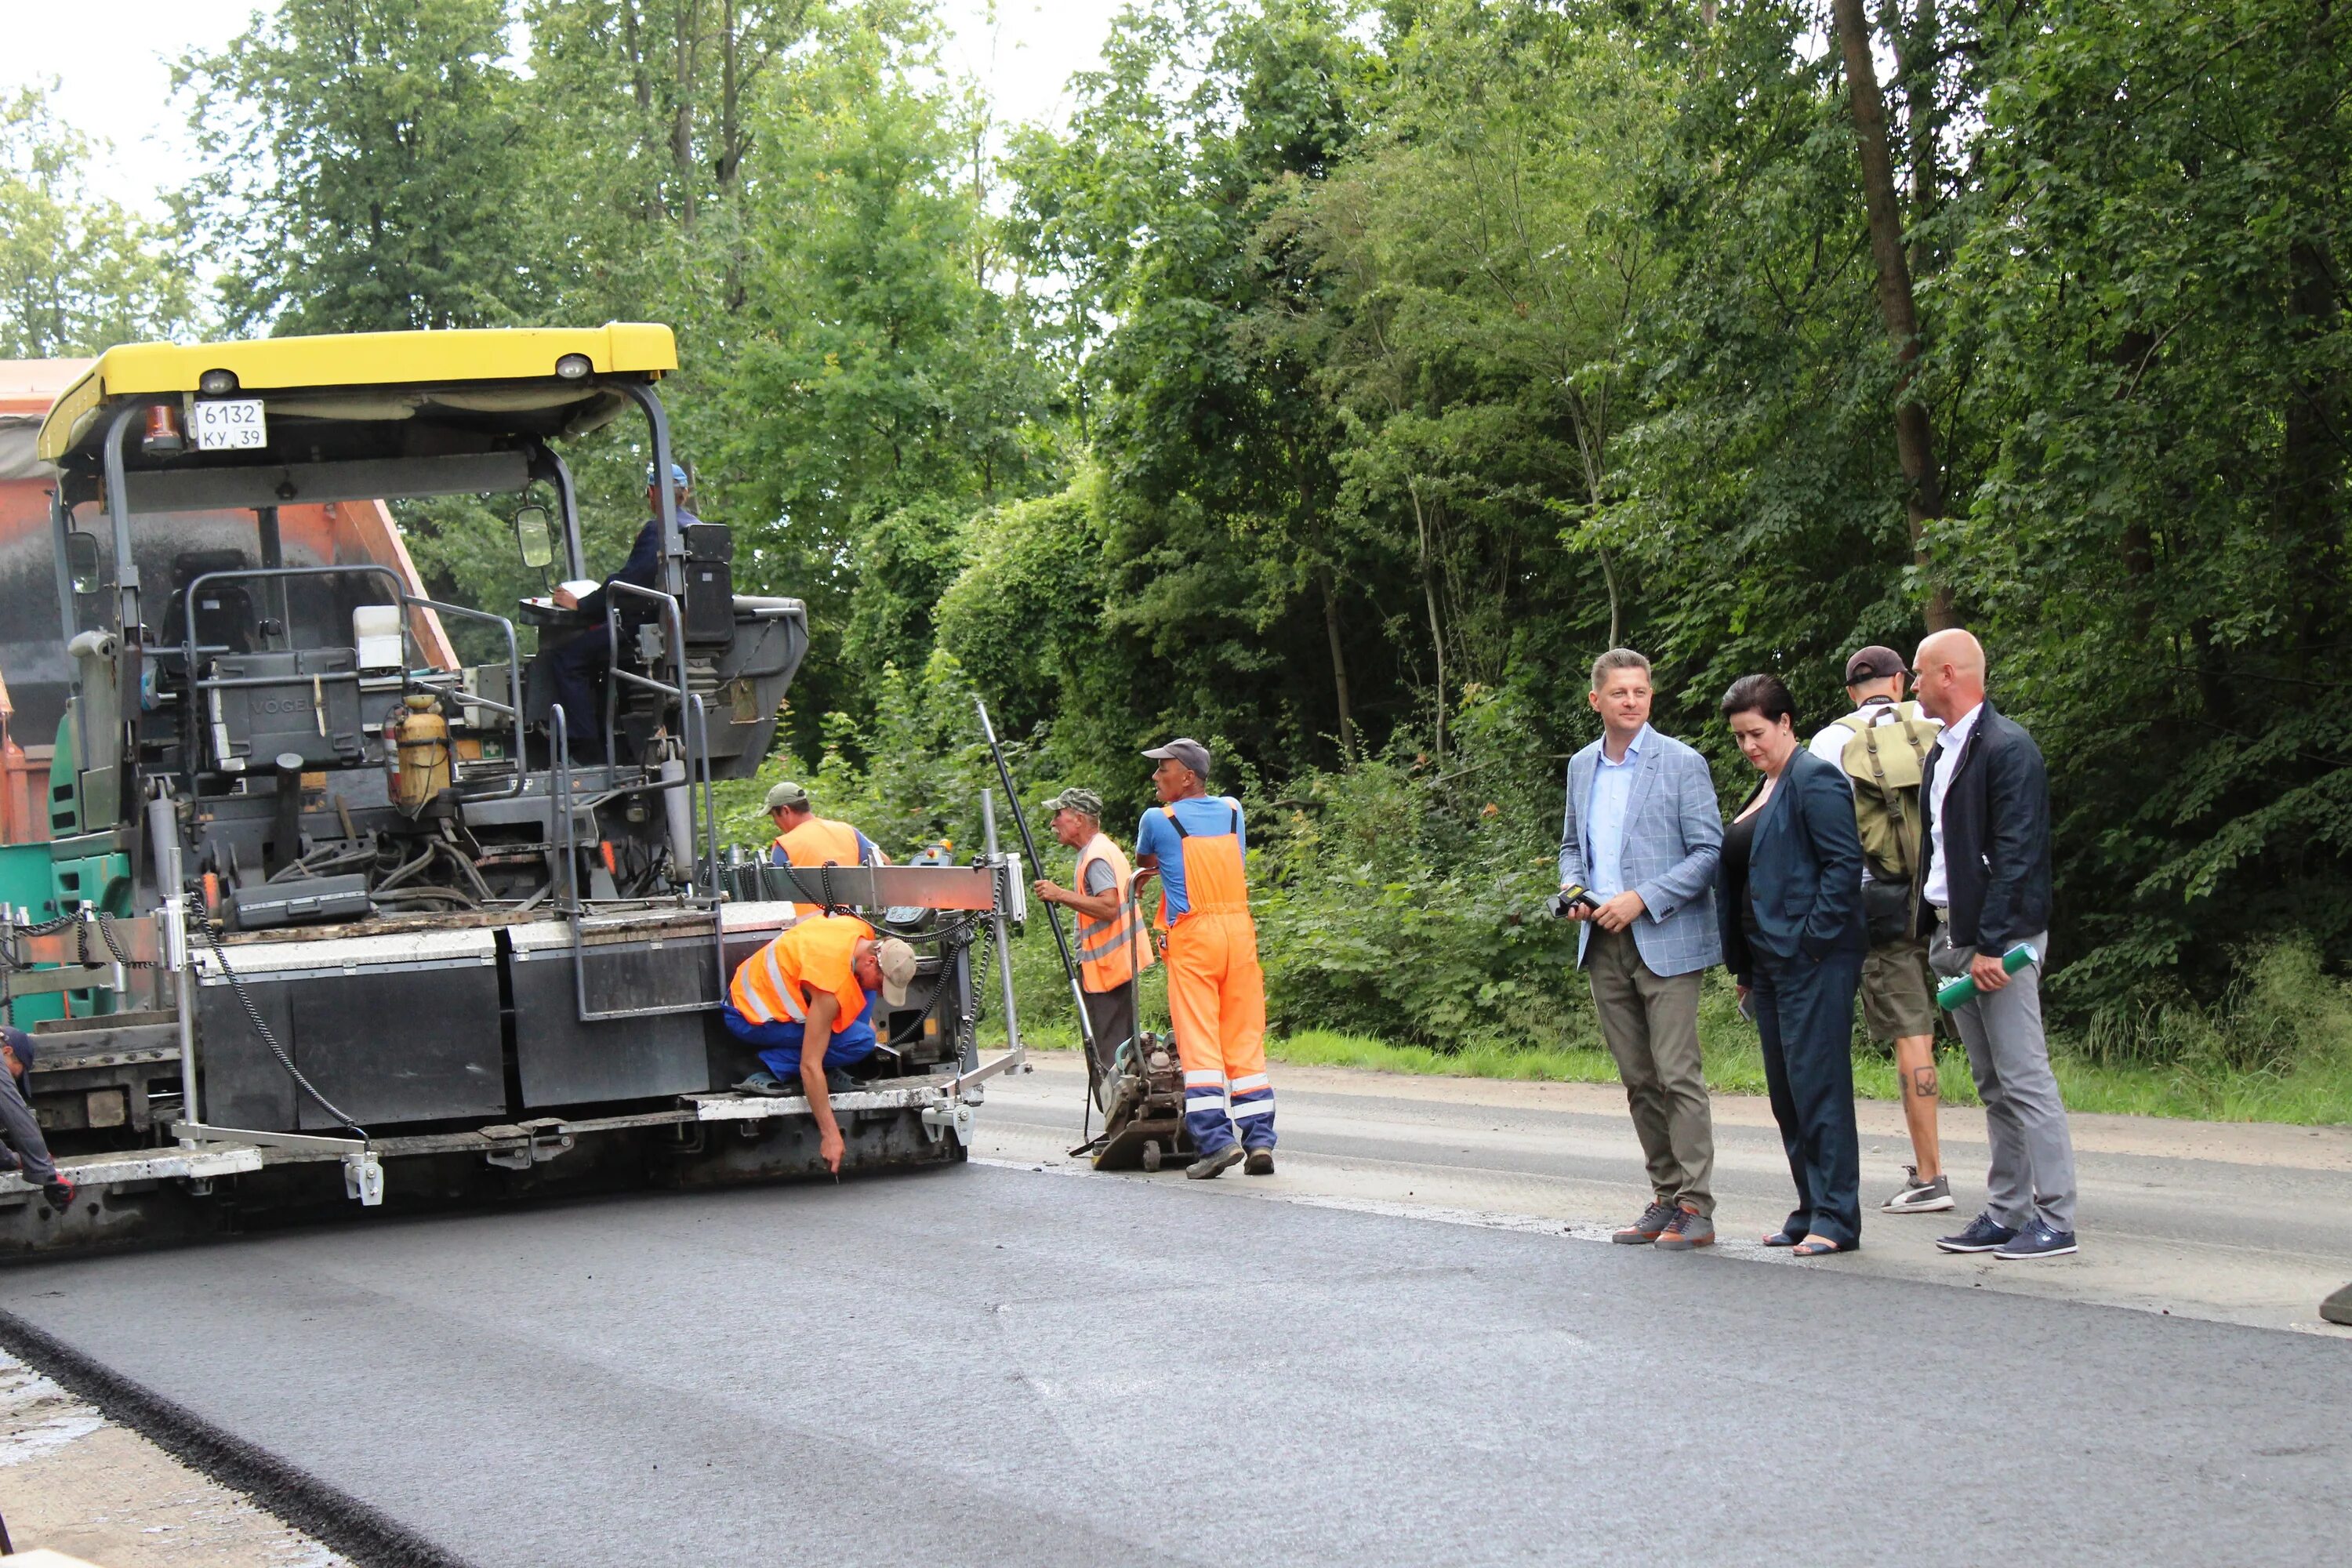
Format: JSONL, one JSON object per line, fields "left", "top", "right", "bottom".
{"left": 394, "top": 694, "right": 451, "bottom": 810}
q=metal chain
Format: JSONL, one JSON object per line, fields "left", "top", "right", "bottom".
{"left": 93, "top": 914, "right": 158, "bottom": 970}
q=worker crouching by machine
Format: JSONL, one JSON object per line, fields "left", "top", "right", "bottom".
{"left": 724, "top": 915, "right": 918, "bottom": 1172}
{"left": 0, "top": 1029, "right": 74, "bottom": 1211}
{"left": 1134, "top": 739, "right": 1275, "bottom": 1180}
{"left": 1030, "top": 788, "right": 1153, "bottom": 1106}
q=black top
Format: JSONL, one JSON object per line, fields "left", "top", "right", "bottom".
{"left": 1716, "top": 752, "right": 1870, "bottom": 982}
{"left": 1724, "top": 800, "right": 1764, "bottom": 941}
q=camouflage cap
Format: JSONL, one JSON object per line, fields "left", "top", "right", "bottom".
{"left": 1040, "top": 787, "right": 1104, "bottom": 820}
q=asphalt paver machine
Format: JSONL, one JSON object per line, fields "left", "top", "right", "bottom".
{"left": 0, "top": 325, "right": 1027, "bottom": 1254}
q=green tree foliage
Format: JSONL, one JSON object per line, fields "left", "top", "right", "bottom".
{"left": 710, "top": 2, "right": 1065, "bottom": 744}
{"left": 1006, "top": 0, "right": 1377, "bottom": 775}
{"left": 179, "top": 0, "right": 543, "bottom": 332}
{"left": 1940, "top": 0, "right": 2352, "bottom": 1018}
{"left": 0, "top": 86, "right": 191, "bottom": 356}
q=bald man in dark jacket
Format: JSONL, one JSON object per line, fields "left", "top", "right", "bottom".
{"left": 1911, "top": 629, "right": 2075, "bottom": 1261}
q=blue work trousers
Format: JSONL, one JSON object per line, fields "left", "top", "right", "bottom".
{"left": 722, "top": 1000, "right": 878, "bottom": 1082}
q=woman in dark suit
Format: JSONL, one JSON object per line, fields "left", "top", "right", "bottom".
{"left": 1716, "top": 674, "right": 1869, "bottom": 1256}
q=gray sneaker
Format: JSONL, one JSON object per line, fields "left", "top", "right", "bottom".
{"left": 1653, "top": 1207, "right": 1715, "bottom": 1251}
{"left": 1613, "top": 1201, "right": 1678, "bottom": 1245}
{"left": 1186, "top": 1145, "right": 1245, "bottom": 1181}
{"left": 1882, "top": 1166, "right": 1955, "bottom": 1213}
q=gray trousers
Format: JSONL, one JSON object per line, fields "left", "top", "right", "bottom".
{"left": 1929, "top": 929, "right": 2076, "bottom": 1232}
{"left": 1586, "top": 927, "right": 1713, "bottom": 1216}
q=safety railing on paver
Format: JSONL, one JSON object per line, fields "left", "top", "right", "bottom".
{"left": 550, "top": 582, "right": 726, "bottom": 1022}
{"left": 180, "top": 563, "right": 528, "bottom": 800}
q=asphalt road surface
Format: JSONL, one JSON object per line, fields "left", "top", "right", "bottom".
{"left": 1, "top": 1060, "right": 2348, "bottom": 1568}
{"left": 986, "top": 1054, "right": 2352, "bottom": 1334}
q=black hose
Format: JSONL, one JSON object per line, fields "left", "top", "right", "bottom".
{"left": 196, "top": 915, "right": 368, "bottom": 1142}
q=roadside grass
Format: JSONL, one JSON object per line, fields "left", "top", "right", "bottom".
{"left": 1266, "top": 1028, "right": 2352, "bottom": 1126}
{"left": 1003, "top": 938, "right": 2352, "bottom": 1127}
{"left": 1013, "top": 1022, "right": 2350, "bottom": 1123}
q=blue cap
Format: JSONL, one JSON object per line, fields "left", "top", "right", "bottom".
{"left": 647, "top": 462, "right": 688, "bottom": 492}
{"left": 1, "top": 1026, "right": 31, "bottom": 1071}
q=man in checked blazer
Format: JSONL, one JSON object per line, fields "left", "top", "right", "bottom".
{"left": 1559, "top": 649, "right": 1726, "bottom": 1250}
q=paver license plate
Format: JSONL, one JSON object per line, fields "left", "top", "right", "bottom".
{"left": 191, "top": 398, "right": 267, "bottom": 451}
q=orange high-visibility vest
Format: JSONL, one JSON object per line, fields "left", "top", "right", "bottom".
{"left": 1073, "top": 833, "right": 1153, "bottom": 993}
{"left": 771, "top": 815, "right": 885, "bottom": 917}
{"left": 729, "top": 913, "right": 874, "bottom": 1026}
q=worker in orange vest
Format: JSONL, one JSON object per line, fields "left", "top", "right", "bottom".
{"left": 1030, "top": 786, "right": 1156, "bottom": 1105}
{"left": 764, "top": 780, "right": 888, "bottom": 918}
{"left": 724, "top": 913, "right": 917, "bottom": 1173}
{"left": 1132, "top": 738, "right": 1273, "bottom": 1179}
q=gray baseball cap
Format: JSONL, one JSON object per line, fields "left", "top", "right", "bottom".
{"left": 1142, "top": 737, "right": 1210, "bottom": 779}
{"left": 764, "top": 780, "right": 811, "bottom": 812}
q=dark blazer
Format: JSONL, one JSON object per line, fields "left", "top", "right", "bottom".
{"left": 1720, "top": 746, "right": 1868, "bottom": 982}
{"left": 1913, "top": 699, "right": 2053, "bottom": 950}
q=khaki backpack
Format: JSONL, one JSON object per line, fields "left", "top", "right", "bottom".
{"left": 1833, "top": 701, "right": 1938, "bottom": 884}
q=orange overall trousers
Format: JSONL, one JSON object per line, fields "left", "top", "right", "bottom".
{"left": 1157, "top": 803, "right": 1272, "bottom": 1153}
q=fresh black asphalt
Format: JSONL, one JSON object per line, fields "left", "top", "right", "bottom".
{"left": 1, "top": 1162, "right": 2346, "bottom": 1566}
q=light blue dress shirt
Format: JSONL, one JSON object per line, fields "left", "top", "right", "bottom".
{"left": 1585, "top": 725, "right": 1649, "bottom": 901}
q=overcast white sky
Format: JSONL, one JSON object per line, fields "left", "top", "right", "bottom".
{"left": 6, "top": 0, "right": 1120, "bottom": 214}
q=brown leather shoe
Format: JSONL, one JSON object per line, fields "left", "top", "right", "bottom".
{"left": 1653, "top": 1206, "right": 1715, "bottom": 1251}
{"left": 1613, "top": 1201, "right": 1677, "bottom": 1245}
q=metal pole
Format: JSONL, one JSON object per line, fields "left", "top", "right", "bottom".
{"left": 981, "top": 789, "right": 1024, "bottom": 1066}
{"left": 974, "top": 699, "right": 1094, "bottom": 1071}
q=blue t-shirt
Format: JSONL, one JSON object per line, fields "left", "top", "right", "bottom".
{"left": 1135, "top": 796, "right": 1246, "bottom": 920}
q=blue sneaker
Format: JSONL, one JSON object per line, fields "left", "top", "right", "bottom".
{"left": 1936, "top": 1212, "right": 2019, "bottom": 1254}
{"left": 1995, "top": 1219, "right": 2078, "bottom": 1260}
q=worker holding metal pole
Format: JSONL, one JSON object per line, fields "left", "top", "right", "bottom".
{"left": 1133, "top": 738, "right": 1273, "bottom": 1179}
{"left": 975, "top": 701, "right": 1098, "bottom": 1081}
{"left": 1031, "top": 788, "right": 1154, "bottom": 1107}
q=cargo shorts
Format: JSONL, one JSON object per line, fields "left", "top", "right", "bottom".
{"left": 1860, "top": 935, "right": 1938, "bottom": 1042}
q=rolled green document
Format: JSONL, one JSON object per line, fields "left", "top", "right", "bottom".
{"left": 1936, "top": 942, "right": 2039, "bottom": 1011}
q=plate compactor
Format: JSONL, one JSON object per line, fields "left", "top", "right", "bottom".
{"left": 1086, "top": 1027, "right": 1196, "bottom": 1172}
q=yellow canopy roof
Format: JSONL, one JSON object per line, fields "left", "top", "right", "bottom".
{"left": 39, "top": 322, "right": 676, "bottom": 462}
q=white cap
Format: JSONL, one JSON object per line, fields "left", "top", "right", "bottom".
{"left": 875, "top": 938, "right": 917, "bottom": 1007}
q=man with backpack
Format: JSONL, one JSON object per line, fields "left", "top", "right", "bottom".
{"left": 1809, "top": 645, "right": 1951, "bottom": 1213}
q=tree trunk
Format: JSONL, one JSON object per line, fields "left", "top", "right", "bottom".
{"left": 1410, "top": 477, "right": 1447, "bottom": 758}
{"left": 1886, "top": 0, "right": 1940, "bottom": 281}
{"left": 1319, "top": 565, "right": 1356, "bottom": 757}
{"left": 1832, "top": 0, "right": 1955, "bottom": 630}
{"left": 673, "top": 0, "right": 701, "bottom": 229}
{"left": 718, "top": 0, "right": 742, "bottom": 194}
